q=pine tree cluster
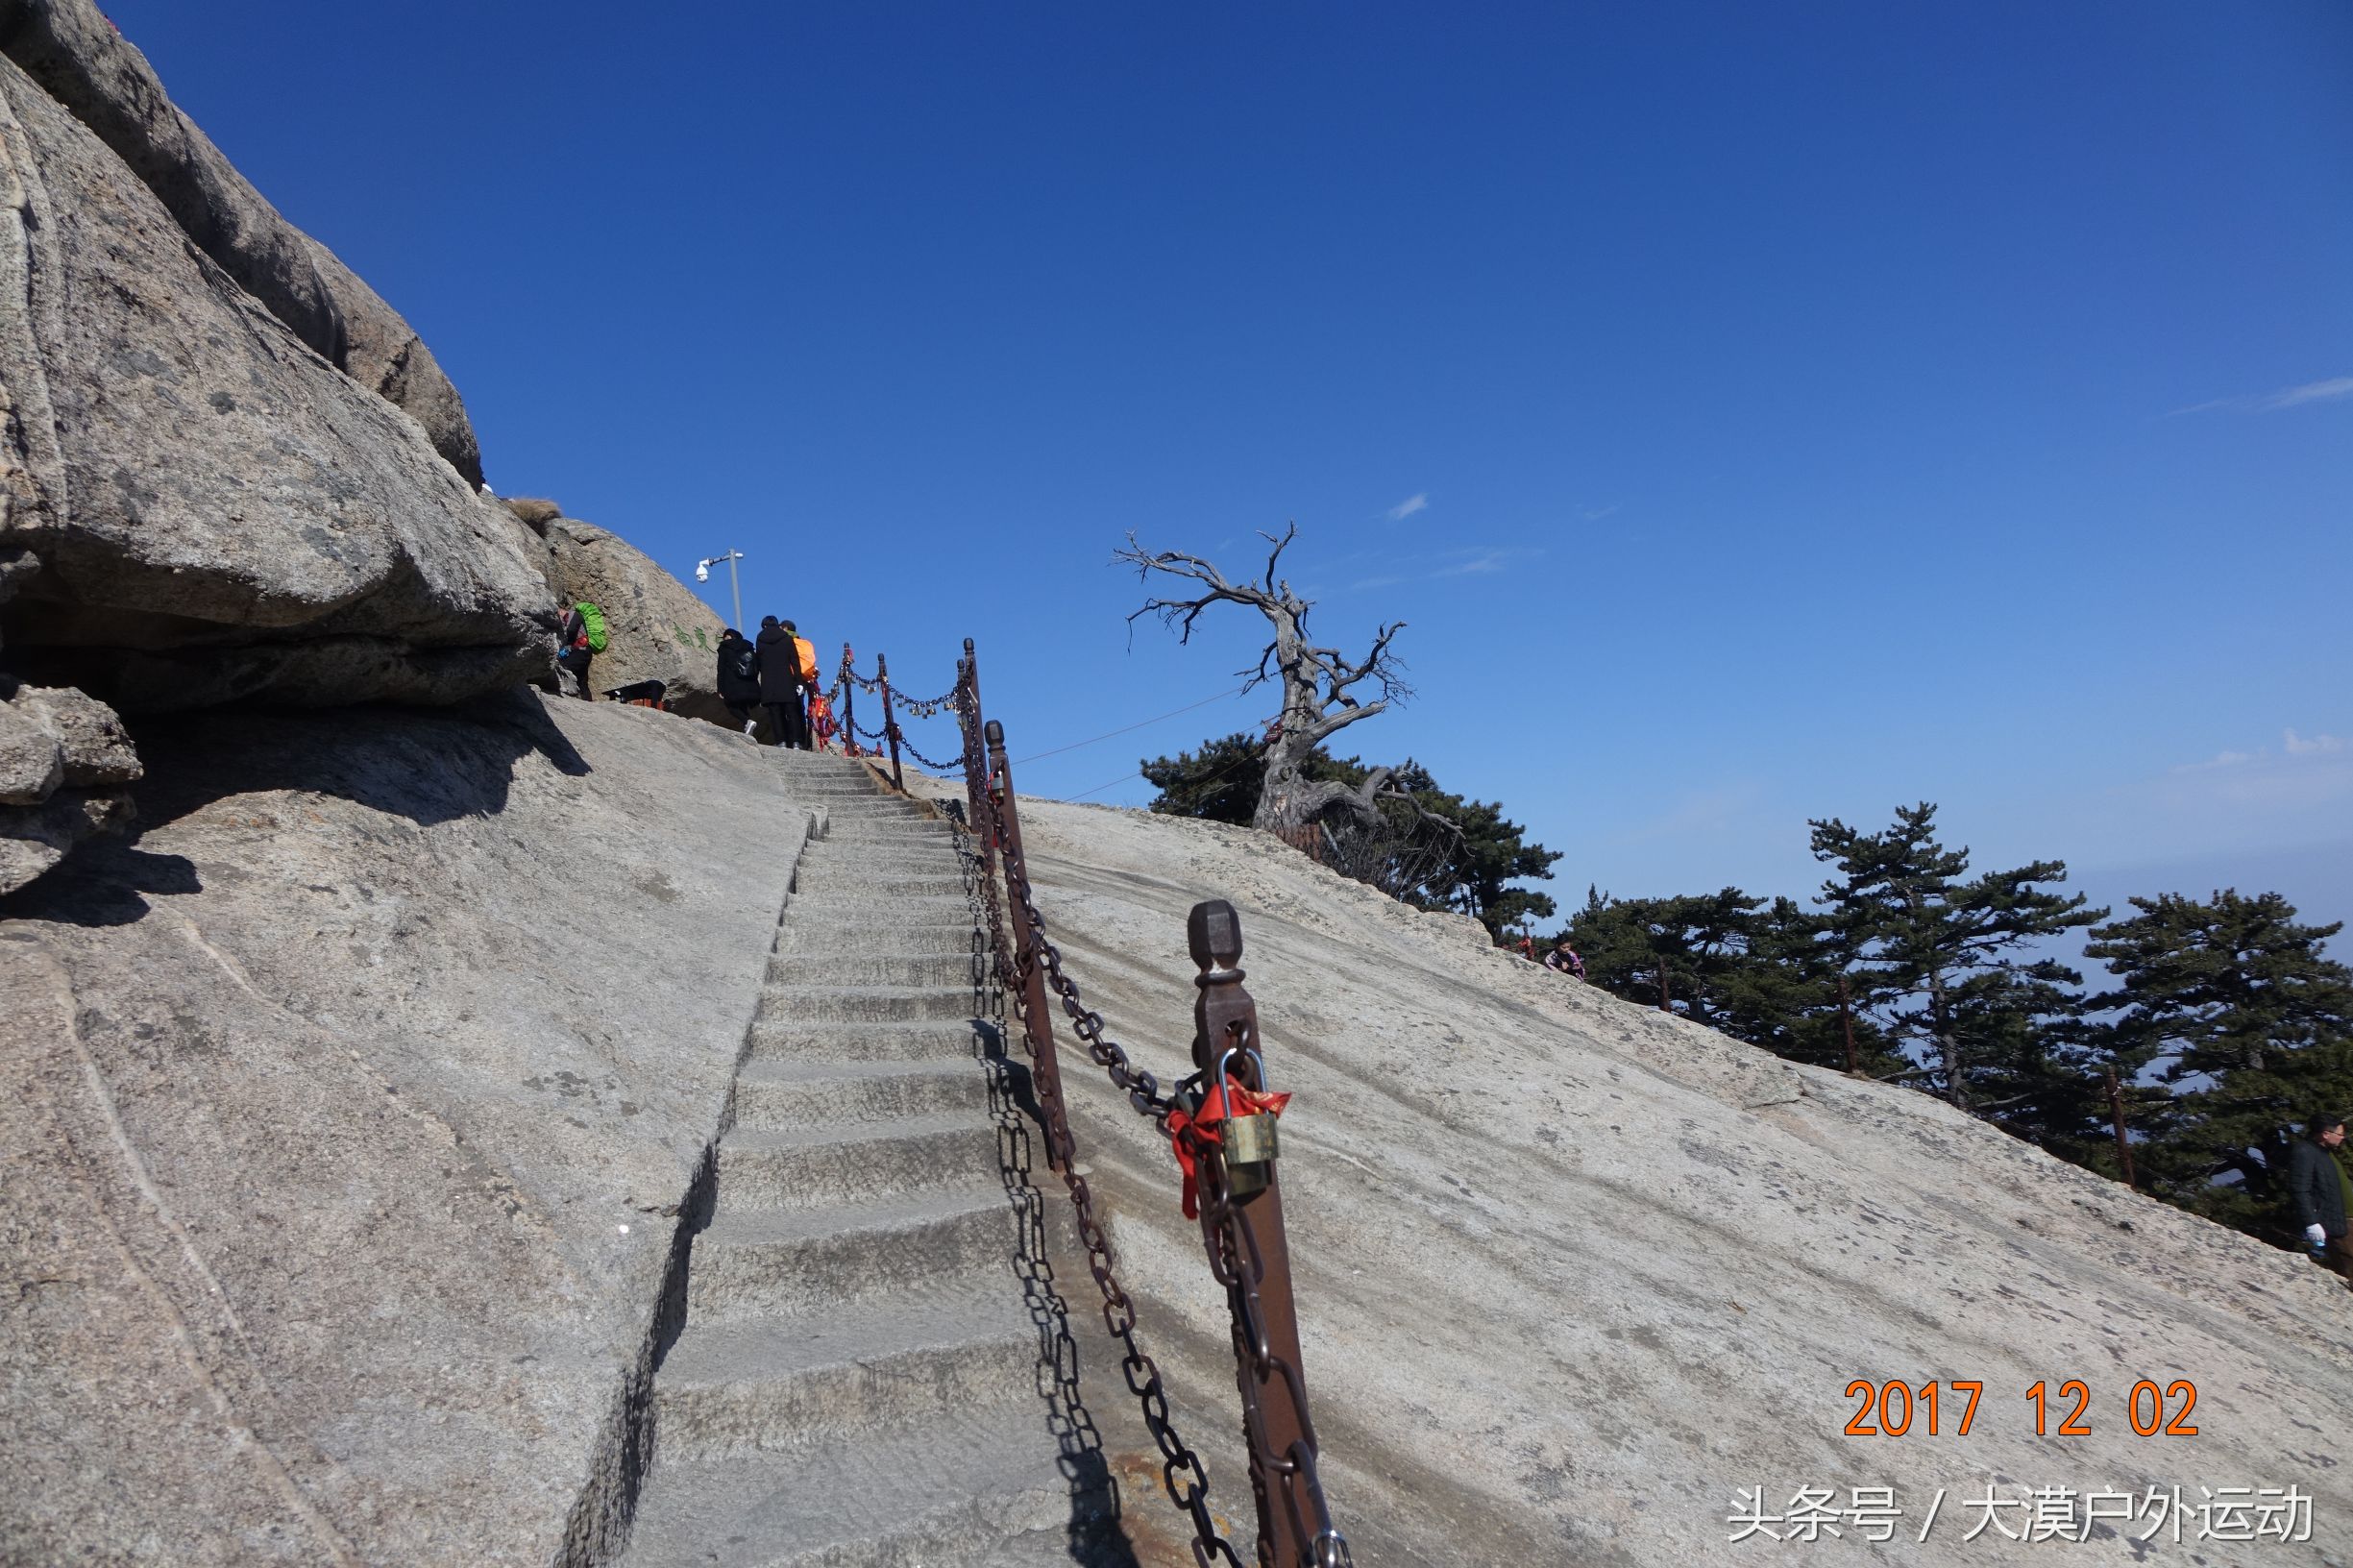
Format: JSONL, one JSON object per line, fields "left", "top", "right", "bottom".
{"left": 1564, "top": 803, "right": 2351, "bottom": 1251}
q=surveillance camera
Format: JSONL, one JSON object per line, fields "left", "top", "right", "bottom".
{"left": 695, "top": 563, "right": 710, "bottom": 582}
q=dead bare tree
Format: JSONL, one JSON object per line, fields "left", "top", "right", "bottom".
{"left": 1116, "top": 525, "right": 1411, "bottom": 834}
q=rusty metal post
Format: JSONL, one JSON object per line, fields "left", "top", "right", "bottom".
{"left": 986, "top": 719, "right": 1073, "bottom": 1173}
{"left": 837, "top": 642, "right": 856, "bottom": 756}
{"left": 876, "top": 649, "right": 905, "bottom": 792}
{"left": 960, "top": 640, "right": 990, "bottom": 843}
{"left": 2105, "top": 1066, "right": 2138, "bottom": 1188}
{"left": 1838, "top": 974, "right": 1860, "bottom": 1074}
{"left": 1189, "top": 898, "right": 1322, "bottom": 1568}
{"left": 1656, "top": 964, "right": 1672, "bottom": 1013}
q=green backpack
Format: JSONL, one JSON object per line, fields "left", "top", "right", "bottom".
{"left": 576, "top": 601, "right": 610, "bottom": 653}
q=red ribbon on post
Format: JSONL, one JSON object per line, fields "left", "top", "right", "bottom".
{"left": 1166, "top": 1074, "right": 1291, "bottom": 1220}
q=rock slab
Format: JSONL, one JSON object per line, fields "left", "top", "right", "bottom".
{"left": 0, "top": 675, "right": 137, "bottom": 891}
{"left": 0, "top": 14, "right": 536, "bottom": 711}
{"left": 906, "top": 774, "right": 2353, "bottom": 1566}
{"left": 0, "top": 694, "right": 809, "bottom": 1565}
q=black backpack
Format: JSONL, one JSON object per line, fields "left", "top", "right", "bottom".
{"left": 723, "top": 644, "right": 758, "bottom": 684}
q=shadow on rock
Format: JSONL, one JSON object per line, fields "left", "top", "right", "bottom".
{"left": 0, "top": 845, "right": 203, "bottom": 926}
{"left": 0, "top": 687, "right": 588, "bottom": 928}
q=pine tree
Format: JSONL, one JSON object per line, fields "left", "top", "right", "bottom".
{"left": 1142, "top": 736, "right": 1558, "bottom": 935}
{"left": 1140, "top": 732, "right": 1267, "bottom": 824}
{"left": 1713, "top": 895, "right": 1903, "bottom": 1073}
{"left": 1809, "top": 803, "right": 2104, "bottom": 1115}
{"left": 1567, "top": 889, "right": 1902, "bottom": 1072}
{"left": 2082, "top": 890, "right": 2353, "bottom": 1237}
{"left": 1568, "top": 888, "right": 1718, "bottom": 1014}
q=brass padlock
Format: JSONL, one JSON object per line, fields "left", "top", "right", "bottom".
{"left": 1216, "top": 1044, "right": 1279, "bottom": 1198}
{"left": 1222, "top": 1109, "right": 1280, "bottom": 1197}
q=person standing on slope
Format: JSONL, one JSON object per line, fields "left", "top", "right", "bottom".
{"left": 780, "top": 620, "right": 818, "bottom": 750}
{"left": 715, "top": 626, "right": 762, "bottom": 737}
{"left": 754, "top": 616, "right": 803, "bottom": 747}
{"left": 557, "top": 599, "right": 601, "bottom": 700}
{"left": 2288, "top": 1112, "right": 2353, "bottom": 1287}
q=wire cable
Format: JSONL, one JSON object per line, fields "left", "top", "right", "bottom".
{"left": 1065, "top": 771, "right": 1142, "bottom": 802}
{"left": 1058, "top": 725, "right": 1274, "bottom": 805}
{"left": 1013, "top": 685, "right": 1251, "bottom": 766}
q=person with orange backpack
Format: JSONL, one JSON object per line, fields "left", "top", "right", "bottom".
{"left": 781, "top": 620, "right": 819, "bottom": 749}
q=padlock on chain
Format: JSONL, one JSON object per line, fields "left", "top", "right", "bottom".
{"left": 1217, "top": 1045, "right": 1280, "bottom": 1199}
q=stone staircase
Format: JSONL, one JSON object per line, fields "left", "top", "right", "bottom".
{"left": 620, "top": 751, "right": 1132, "bottom": 1568}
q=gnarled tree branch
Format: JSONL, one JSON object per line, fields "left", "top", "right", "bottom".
{"left": 1116, "top": 525, "right": 1409, "bottom": 832}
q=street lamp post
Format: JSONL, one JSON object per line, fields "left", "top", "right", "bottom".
{"left": 695, "top": 550, "right": 747, "bottom": 630}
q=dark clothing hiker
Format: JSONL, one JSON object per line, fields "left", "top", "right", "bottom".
{"left": 2287, "top": 1119, "right": 2353, "bottom": 1287}
{"left": 755, "top": 618, "right": 811, "bottom": 749}
{"left": 716, "top": 627, "right": 762, "bottom": 735}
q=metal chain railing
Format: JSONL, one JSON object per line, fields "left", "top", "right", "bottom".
{"left": 1180, "top": 903, "right": 1355, "bottom": 1568}
{"left": 954, "top": 658, "right": 1247, "bottom": 1568}
{"left": 894, "top": 726, "right": 965, "bottom": 774}
{"left": 946, "top": 642, "right": 1352, "bottom": 1568}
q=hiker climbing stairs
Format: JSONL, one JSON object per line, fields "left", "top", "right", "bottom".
{"left": 620, "top": 751, "right": 1118, "bottom": 1568}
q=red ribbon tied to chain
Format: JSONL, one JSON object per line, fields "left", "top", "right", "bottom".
{"left": 1166, "top": 1074, "right": 1292, "bottom": 1220}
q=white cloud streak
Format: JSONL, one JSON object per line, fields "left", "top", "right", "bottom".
{"left": 1435, "top": 550, "right": 1509, "bottom": 576}
{"left": 1385, "top": 493, "right": 1429, "bottom": 521}
{"left": 2170, "top": 376, "right": 2353, "bottom": 417}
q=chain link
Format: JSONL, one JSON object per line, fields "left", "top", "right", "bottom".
{"left": 893, "top": 725, "right": 963, "bottom": 772}
{"left": 956, "top": 680, "right": 1248, "bottom": 1568}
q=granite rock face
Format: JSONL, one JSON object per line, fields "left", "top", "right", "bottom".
{"left": 0, "top": 8, "right": 534, "bottom": 713}
{"left": 7, "top": 698, "right": 2349, "bottom": 1564}
{"left": 537, "top": 515, "right": 731, "bottom": 726}
{"left": 0, "top": 0, "right": 346, "bottom": 363}
{"left": 0, "top": 694, "right": 809, "bottom": 1566}
{"left": 0, "top": 0, "right": 486, "bottom": 484}
{"left": 0, "top": 676, "right": 137, "bottom": 892}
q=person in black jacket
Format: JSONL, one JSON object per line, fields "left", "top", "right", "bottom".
{"left": 2287, "top": 1112, "right": 2352, "bottom": 1287}
{"left": 715, "top": 627, "right": 762, "bottom": 736}
{"left": 754, "top": 616, "right": 804, "bottom": 748}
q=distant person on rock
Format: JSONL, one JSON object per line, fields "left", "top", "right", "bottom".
{"left": 2288, "top": 1112, "right": 2352, "bottom": 1287}
{"left": 557, "top": 600, "right": 605, "bottom": 700}
{"left": 755, "top": 616, "right": 808, "bottom": 748}
{"left": 716, "top": 627, "right": 762, "bottom": 736}
{"left": 1543, "top": 938, "right": 1585, "bottom": 980}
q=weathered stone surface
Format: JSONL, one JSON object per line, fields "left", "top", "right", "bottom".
{"left": 14, "top": 678, "right": 136, "bottom": 784}
{"left": 0, "top": 0, "right": 345, "bottom": 363}
{"left": 0, "top": 687, "right": 59, "bottom": 801}
{"left": 0, "top": 694, "right": 812, "bottom": 1566}
{"left": 0, "top": 773, "right": 124, "bottom": 890}
{"left": 907, "top": 773, "right": 2353, "bottom": 1565}
{"left": 539, "top": 515, "right": 730, "bottom": 725}
{"left": 302, "top": 234, "right": 484, "bottom": 486}
{"left": 0, "top": 676, "right": 134, "bottom": 889}
{"left": 0, "top": 0, "right": 487, "bottom": 485}
{"left": 0, "top": 52, "right": 551, "bottom": 710}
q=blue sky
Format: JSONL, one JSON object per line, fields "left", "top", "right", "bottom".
{"left": 112, "top": 1, "right": 2352, "bottom": 940}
